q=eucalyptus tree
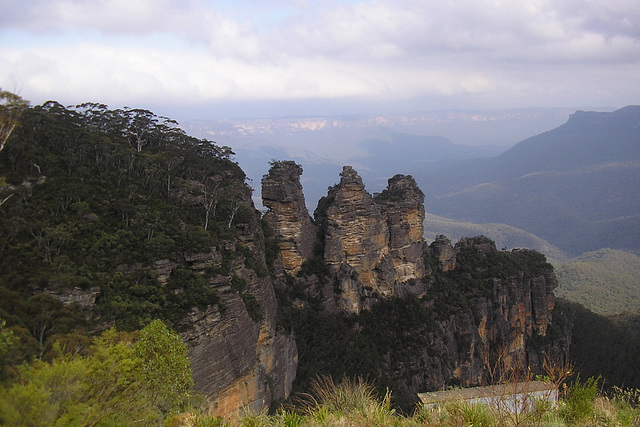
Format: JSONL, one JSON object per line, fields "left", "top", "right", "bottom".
{"left": 0, "top": 90, "right": 29, "bottom": 153}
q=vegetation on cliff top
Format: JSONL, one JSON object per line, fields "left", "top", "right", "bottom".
{"left": 0, "top": 99, "right": 259, "bottom": 364}
{"left": 278, "top": 239, "right": 558, "bottom": 411}
{"left": 0, "top": 319, "right": 197, "bottom": 426}
{"left": 2, "top": 96, "right": 640, "bottom": 423}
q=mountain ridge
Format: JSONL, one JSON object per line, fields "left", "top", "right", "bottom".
{"left": 416, "top": 105, "right": 640, "bottom": 255}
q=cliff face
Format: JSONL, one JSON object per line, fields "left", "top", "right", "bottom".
{"left": 314, "top": 166, "right": 391, "bottom": 311}
{"left": 261, "top": 161, "right": 318, "bottom": 275}
{"left": 264, "top": 162, "right": 569, "bottom": 409}
{"left": 375, "top": 174, "right": 427, "bottom": 285}
{"left": 178, "top": 192, "right": 297, "bottom": 419}
{"left": 429, "top": 237, "right": 560, "bottom": 387}
{"left": 310, "top": 166, "right": 428, "bottom": 312}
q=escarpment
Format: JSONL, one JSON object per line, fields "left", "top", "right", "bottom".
{"left": 263, "top": 161, "right": 569, "bottom": 409}
{"left": 0, "top": 101, "right": 578, "bottom": 422}
{"left": 178, "top": 188, "right": 297, "bottom": 419}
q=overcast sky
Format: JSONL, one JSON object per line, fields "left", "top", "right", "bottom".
{"left": 1, "top": 0, "right": 639, "bottom": 120}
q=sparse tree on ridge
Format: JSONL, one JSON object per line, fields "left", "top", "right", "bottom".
{"left": 0, "top": 90, "right": 29, "bottom": 153}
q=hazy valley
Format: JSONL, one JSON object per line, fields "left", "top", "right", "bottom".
{"left": 189, "top": 106, "right": 640, "bottom": 316}
{"left": 1, "top": 98, "right": 639, "bottom": 424}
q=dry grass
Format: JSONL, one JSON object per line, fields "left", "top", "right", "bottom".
{"left": 170, "top": 376, "right": 640, "bottom": 427}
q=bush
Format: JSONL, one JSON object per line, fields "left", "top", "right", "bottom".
{"left": 562, "top": 375, "right": 601, "bottom": 423}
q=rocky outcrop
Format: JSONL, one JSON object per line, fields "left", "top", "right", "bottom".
{"left": 449, "top": 237, "right": 558, "bottom": 379}
{"left": 310, "top": 167, "right": 431, "bottom": 312}
{"left": 183, "top": 286, "right": 297, "bottom": 418}
{"left": 263, "top": 162, "right": 568, "bottom": 410}
{"left": 431, "top": 235, "right": 456, "bottom": 272}
{"left": 262, "top": 161, "right": 318, "bottom": 275}
{"left": 375, "top": 174, "right": 427, "bottom": 284}
{"left": 314, "top": 166, "right": 391, "bottom": 311}
{"left": 178, "top": 190, "right": 297, "bottom": 419}
{"left": 354, "top": 237, "right": 564, "bottom": 408}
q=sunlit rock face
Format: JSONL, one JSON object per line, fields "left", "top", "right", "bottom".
{"left": 258, "top": 161, "right": 565, "bottom": 408}
{"left": 375, "top": 174, "right": 427, "bottom": 284}
{"left": 179, "top": 191, "right": 297, "bottom": 420}
{"left": 184, "top": 274, "right": 297, "bottom": 420}
{"left": 312, "top": 167, "right": 430, "bottom": 312}
{"left": 261, "top": 161, "right": 317, "bottom": 275}
{"left": 449, "top": 237, "right": 559, "bottom": 382}
{"left": 315, "top": 166, "right": 391, "bottom": 312}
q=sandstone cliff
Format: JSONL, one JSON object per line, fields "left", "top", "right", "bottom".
{"left": 177, "top": 190, "right": 297, "bottom": 419}
{"left": 310, "top": 166, "right": 428, "bottom": 312}
{"left": 375, "top": 174, "right": 427, "bottom": 285}
{"left": 265, "top": 162, "right": 568, "bottom": 409}
{"left": 261, "top": 161, "right": 318, "bottom": 275}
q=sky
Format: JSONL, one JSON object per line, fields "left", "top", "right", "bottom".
{"left": 1, "top": 0, "right": 639, "bottom": 121}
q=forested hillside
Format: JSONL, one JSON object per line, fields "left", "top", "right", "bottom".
{"left": 2, "top": 98, "right": 639, "bottom": 424}
{"left": 555, "top": 249, "right": 640, "bottom": 315}
{"left": 0, "top": 100, "right": 255, "bottom": 358}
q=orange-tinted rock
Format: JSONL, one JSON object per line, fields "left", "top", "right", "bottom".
{"left": 376, "top": 174, "right": 427, "bottom": 283}
{"left": 262, "top": 161, "right": 317, "bottom": 274}
{"left": 180, "top": 190, "right": 297, "bottom": 419}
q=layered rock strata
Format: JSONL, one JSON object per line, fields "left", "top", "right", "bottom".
{"left": 314, "top": 166, "right": 391, "bottom": 311}
{"left": 375, "top": 174, "right": 427, "bottom": 284}
{"left": 261, "top": 161, "right": 317, "bottom": 275}
{"left": 262, "top": 162, "right": 566, "bottom": 408}
{"left": 178, "top": 190, "right": 297, "bottom": 419}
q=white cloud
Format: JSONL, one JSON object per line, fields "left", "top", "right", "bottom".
{"left": 1, "top": 0, "right": 639, "bottom": 115}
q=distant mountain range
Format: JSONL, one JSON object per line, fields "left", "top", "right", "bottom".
{"left": 187, "top": 108, "right": 576, "bottom": 209}
{"left": 415, "top": 106, "right": 640, "bottom": 256}
{"left": 187, "top": 106, "right": 638, "bottom": 257}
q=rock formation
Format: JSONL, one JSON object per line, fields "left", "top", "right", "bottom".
{"left": 178, "top": 189, "right": 297, "bottom": 419}
{"left": 314, "top": 166, "right": 391, "bottom": 311}
{"left": 261, "top": 161, "right": 317, "bottom": 275}
{"left": 375, "top": 174, "right": 427, "bottom": 284}
{"left": 431, "top": 235, "right": 456, "bottom": 272}
{"left": 263, "top": 162, "right": 568, "bottom": 409}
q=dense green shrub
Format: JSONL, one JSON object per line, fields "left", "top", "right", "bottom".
{"left": 562, "top": 375, "right": 601, "bottom": 423}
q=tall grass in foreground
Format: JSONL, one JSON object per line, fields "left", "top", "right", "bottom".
{"left": 166, "top": 376, "right": 640, "bottom": 427}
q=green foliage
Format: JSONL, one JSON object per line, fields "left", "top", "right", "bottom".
{"left": 134, "top": 319, "right": 194, "bottom": 404}
{"left": 0, "top": 316, "right": 16, "bottom": 376}
{"left": 0, "top": 320, "right": 195, "bottom": 426}
{"left": 260, "top": 217, "right": 278, "bottom": 275}
{"left": 279, "top": 242, "right": 561, "bottom": 411}
{"left": 297, "top": 256, "right": 330, "bottom": 282}
{"left": 189, "top": 376, "right": 640, "bottom": 426}
{"left": 241, "top": 292, "right": 264, "bottom": 323}
{"left": 0, "top": 90, "right": 29, "bottom": 153}
{"left": 279, "top": 295, "right": 436, "bottom": 411}
{"left": 293, "top": 376, "right": 397, "bottom": 426}
{"left": 0, "top": 101, "right": 256, "bottom": 356}
{"left": 0, "top": 317, "right": 15, "bottom": 358}
{"left": 555, "top": 249, "right": 640, "bottom": 315}
{"left": 556, "top": 299, "right": 640, "bottom": 391}
{"left": 229, "top": 274, "right": 264, "bottom": 322}
{"left": 562, "top": 375, "right": 601, "bottom": 423}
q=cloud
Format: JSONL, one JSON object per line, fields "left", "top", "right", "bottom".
{"left": 1, "top": 0, "right": 639, "bottom": 115}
